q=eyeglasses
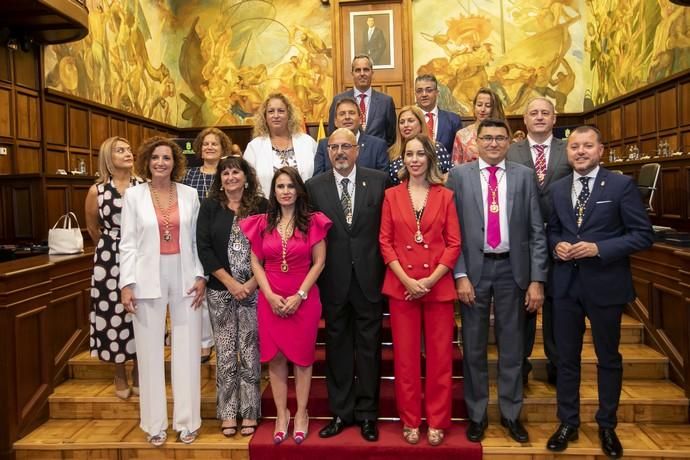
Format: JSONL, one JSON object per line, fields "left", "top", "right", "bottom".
{"left": 415, "top": 88, "right": 437, "bottom": 94}
{"left": 477, "top": 135, "right": 509, "bottom": 144}
{"left": 327, "top": 143, "right": 355, "bottom": 152}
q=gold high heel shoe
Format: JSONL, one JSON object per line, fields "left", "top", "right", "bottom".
{"left": 402, "top": 426, "right": 420, "bottom": 444}
{"left": 427, "top": 427, "right": 445, "bottom": 446}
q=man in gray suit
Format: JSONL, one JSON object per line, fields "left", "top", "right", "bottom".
{"left": 508, "top": 97, "right": 571, "bottom": 386}
{"left": 448, "top": 118, "right": 548, "bottom": 444}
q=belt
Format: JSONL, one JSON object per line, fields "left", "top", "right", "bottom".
{"left": 483, "top": 252, "right": 509, "bottom": 260}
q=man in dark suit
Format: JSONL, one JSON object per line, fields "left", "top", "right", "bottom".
{"left": 546, "top": 125, "right": 653, "bottom": 458}
{"left": 363, "top": 17, "right": 387, "bottom": 66}
{"left": 448, "top": 118, "right": 548, "bottom": 444}
{"left": 328, "top": 55, "right": 396, "bottom": 146}
{"left": 415, "top": 74, "right": 462, "bottom": 155}
{"left": 314, "top": 97, "right": 388, "bottom": 175}
{"left": 307, "top": 127, "right": 389, "bottom": 442}
{"left": 507, "top": 97, "right": 571, "bottom": 385}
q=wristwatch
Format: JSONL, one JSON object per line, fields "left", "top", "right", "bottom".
{"left": 297, "top": 290, "right": 308, "bottom": 300}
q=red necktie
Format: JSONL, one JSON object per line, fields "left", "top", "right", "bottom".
{"left": 486, "top": 166, "right": 501, "bottom": 248}
{"left": 358, "top": 94, "right": 367, "bottom": 129}
{"left": 534, "top": 144, "right": 547, "bottom": 187}
{"left": 426, "top": 112, "right": 435, "bottom": 140}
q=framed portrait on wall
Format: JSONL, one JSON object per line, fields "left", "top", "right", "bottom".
{"left": 349, "top": 10, "right": 394, "bottom": 69}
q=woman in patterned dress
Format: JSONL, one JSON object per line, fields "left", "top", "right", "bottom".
{"left": 197, "top": 156, "right": 268, "bottom": 437}
{"left": 85, "top": 136, "right": 142, "bottom": 399}
{"left": 451, "top": 88, "right": 505, "bottom": 165}
{"left": 184, "top": 127, "right": 237, "bottom": 363}
{"left": 387, "top": 105, "right": 452, "bottom": 185}
{"left": 243, "top": 93, "right": 317, "bottom": 194}
{"left": 240, "top": 167, "right": 331, "bottom": 445}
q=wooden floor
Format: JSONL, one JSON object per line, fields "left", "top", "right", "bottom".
{"left": 13, "top": 313, "right": 690, "bottom": 459}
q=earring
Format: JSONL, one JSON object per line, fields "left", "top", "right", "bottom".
{"left": 219, "top": 186, "right": 224, "bottom": 191}
{"left": 244, "top": 183, "right": 248, "bottom": 189}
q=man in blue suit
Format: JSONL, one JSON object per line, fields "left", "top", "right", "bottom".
{"left": 414, "top": 74, "right": 462, "bottom": 155}
{"left": 315, "top": 97, "right": 388, "bottom": 175}
{"left": 546, "top": 126, "right": 653, "bottom": 459}
{"left": 328, "top": 55, "right": 396, "bottom": 146}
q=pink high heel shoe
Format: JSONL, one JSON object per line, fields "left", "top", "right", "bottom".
{"left": 273, "top": 410, "right": 290, "bottom": 444}
{"left": 293, "top": 412, "right": 309, "bottom": 445}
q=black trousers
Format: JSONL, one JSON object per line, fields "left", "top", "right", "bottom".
{"left": 523, "top": 295, "right": 558, "bottom": 376}
{"left": 554, "top": 279, "right": 623, "bottom": 429}
{"left": 323, "top": 273, "right": 383, "bottom": 422}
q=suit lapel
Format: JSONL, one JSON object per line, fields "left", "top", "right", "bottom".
{"left": 545, "top": 139, "right": 564, "bottom": 186}
{"left": 420, "top": 185, "right": 443, "bottom": 234}
{"left": 505, "top": 162, "right": 516, "bottom": 222}
{"left": 469, "top": 162, "right": 484, "bottom": 223}
{"left": 351, "top": 169, "right": 369, "bottom": 229}
{"left": 560, "top": 173, "right": 578, "bottom": 230}
{"left": 366, "top": 91, "right": 378, "bottom": 131}
{"left": 580, "top": 169, "right": 607, "bottom": 229}
{"left": 394, "top": 182, "right": 419, "bottom": 236}
{"left": 324, "top": 171, "right": 350, "bottom": 230}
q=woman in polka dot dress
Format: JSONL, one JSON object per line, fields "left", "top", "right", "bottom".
{"left": 85, "top": 136, "right": 143, "bottom": 399}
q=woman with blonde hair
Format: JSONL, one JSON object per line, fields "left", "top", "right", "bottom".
{"left": 452, "top": 88, "right": 505, "bottom": 164}
{"left": 387, "top": 105, "right": 451, "bottom": 185}
{"left": 244, "top": 93, "right": 316, "bottom": 194}
{"left": 85, "top": 136, "right": 143, "bottom": 399}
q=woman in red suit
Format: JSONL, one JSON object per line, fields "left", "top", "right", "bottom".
{"left": 379, "top": 133, "right": 461, "bottom": 446}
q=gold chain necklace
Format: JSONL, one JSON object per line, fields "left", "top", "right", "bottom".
{"left": 407, "top": 183, "right": 430, "bottom": 244}
{"left": 151, "top": 183, "right": 174, "bottom": 242}
{"left": 277, "top": 217, "right": 294, "bottom": 272}
{"left": 479, "top": 168, "right": 505, "bottom": 214}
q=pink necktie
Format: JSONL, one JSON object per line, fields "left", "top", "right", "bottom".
{"left": 534, "top": 144, "right": 547, "bottom": 187}
{"left": 426, "top": 112, "right": 435, "bottom": 140}
{"left": 486, "top": 166, "right": 501, "bottom": 248}
{"left": 358, "top": 94, "right": 367, "bottom": 129}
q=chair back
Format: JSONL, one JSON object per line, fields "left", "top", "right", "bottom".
{"left": 636, "top": 163, "right": 660, "bottom": 212}
{"left": 610, "top": 169, "right": 624, "bottom": 175}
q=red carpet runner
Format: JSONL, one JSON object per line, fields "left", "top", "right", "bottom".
{"left": 249, "top": 317, "right": 482, "bottom": 459}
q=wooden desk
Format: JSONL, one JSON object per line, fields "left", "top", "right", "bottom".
{"left": 0, "top": 251, "right": 93, "bottom": 460}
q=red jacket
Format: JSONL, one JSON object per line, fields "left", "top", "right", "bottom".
{"left": 379, "top": 182, "right": 461, "bottom": 301}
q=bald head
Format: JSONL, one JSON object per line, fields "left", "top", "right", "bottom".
{"left": 328, "top": 128, "right": 359, "bottom": 175}
{"left": 523, "top": 97, "right": 556, "bottom": 142}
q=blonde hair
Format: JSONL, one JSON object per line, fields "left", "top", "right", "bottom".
{"left": 252, "top": 93, "right": 303, "bottom": 138}
{"left": 96, "top": 136, "right": 132, "bottom": 184}
{"left": 387, "top": 105, "right": 430, "bottom": 161}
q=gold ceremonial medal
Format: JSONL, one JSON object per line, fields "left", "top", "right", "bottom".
{"left": 163, "top": 230, "right": 172, "bottom": 241}
{"left": 414, "top": 231, "right": 424, "bottom": 244}
{"left": 281, "top": 262, "right": 288, "bottom": 272}
{"left": 490, "top": 203, "right": 499, "bottom": 213}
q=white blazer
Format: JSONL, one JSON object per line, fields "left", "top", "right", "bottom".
{"left": 119, "top": 182, "right": 204, "bottom": 299}
{"left": 244, "top": 133, "right": 317, "bottom": 194}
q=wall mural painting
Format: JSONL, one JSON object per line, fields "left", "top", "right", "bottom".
{"left": 44, "top": 0, "right": 333, "bottom": 128}
{"left": 413, "top": 0, "right": 690, "bottom": 115}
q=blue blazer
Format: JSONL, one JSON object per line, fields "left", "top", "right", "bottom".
{"left": 313, "top": 132, "right": 388, "bottom": 175}
{"left": 328, "top": 89, "right": 396, "bottom": 146}
{"left": 435, "top": 109, "right": 462, "bottom": 155}
{"left": 547, "top": 168, "right": 653, "bottom": 306}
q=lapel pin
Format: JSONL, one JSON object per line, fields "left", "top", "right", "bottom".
{"left": 362, "top": 181, "right": 366, "bottom": 187}
{"left": 601, "top": 180, "right": 605, "bottom": 187}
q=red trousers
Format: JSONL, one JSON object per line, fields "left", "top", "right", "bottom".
{"left": 389, "top": 298, "right": 454, "bottom": 429}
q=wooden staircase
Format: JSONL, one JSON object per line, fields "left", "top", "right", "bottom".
{"left": 13, "top": 312, "right": 690, "bottom": 459}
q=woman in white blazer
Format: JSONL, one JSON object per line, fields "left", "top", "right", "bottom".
{"left": 119, "top": 137, "right": 206, "bottom": 447}
{"left": 244, "top": 92, "right": 317, "bottom": 194}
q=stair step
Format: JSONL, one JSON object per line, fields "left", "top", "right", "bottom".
{"left": 14, "top": 419, "right": 690, "bottom": 459}
{"left": 48, "top": 377, "right": 688, "bottom": 423}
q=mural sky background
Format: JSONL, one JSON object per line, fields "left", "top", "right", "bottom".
{"left": 45, "top": 0, "right": 690, "bottom": 128}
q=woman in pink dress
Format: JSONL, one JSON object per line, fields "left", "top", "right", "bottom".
{"left": 240, "top": 166, "right": 331, "bottom": 445}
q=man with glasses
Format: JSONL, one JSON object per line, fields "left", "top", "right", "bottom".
{"left": 447, "top": 118, "right": 548, "bottom": 444}
{"left": 314, "top": 97, "right": 388, "bottom": 175}
{"left": 508, "top": 97, "right": 571, "bottom": 386}
{"left": 414, "top": 74, "right": 462, "bottom": 154}
{"left": 307, "top": 128, "right": 390, "bottom": 441}
{"left": 328, "top": 55, "right": 396, "bottom": 146}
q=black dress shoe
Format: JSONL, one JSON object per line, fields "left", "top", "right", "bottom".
{"left": 599, "top": 427, "right": 623, "bottom": 458}
{"left": 546, "top": 423, "right": 578, "bottom": 451}
{"left": 359, "top": 419, "right": 378, "bottom": 441}
{"left": 318, "top": 416, "right": 351, "bottom": 438}
{"left": 501, "top": 418, "right": 529, "bottom": 443}
{"left": 466, "top": 419, "right": 487, "bottom": 442}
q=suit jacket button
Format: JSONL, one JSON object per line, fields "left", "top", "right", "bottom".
{"left": 423, "top": 263, "right": 429, "bottom": 268}
{"left": 407, "top": 264, "right": 413, "bottom": 269}
{"left": 406, "top": 245, "right": 412, "bottom": 250}
{"left": 423, "top": 244, "right": 429, "bottom": 249}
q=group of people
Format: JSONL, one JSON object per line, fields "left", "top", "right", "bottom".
{"left": 84, "top": 53, "right": 653, "bottom": 458}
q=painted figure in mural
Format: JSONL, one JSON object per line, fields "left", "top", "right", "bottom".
{"left": 361, "top": 16, "right": 387, "bottom": 66}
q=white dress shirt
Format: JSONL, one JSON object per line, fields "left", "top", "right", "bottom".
{"left": 334, "top": 165, "right": 357, "bottom": 214}
{"left": 571, "top": 166, "right": 600, "bottom": 207}
{"left": 353, "top": 88, "right": 372, "bottom": 125}
{"left": 528, "top": 134, "right": 553, "bottom": 166}
{"left": 478, "top": 158, "right": 510, "bottom": 252}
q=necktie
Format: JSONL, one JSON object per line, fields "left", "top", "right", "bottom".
{"left": 534, "top": 144, "right": 547, "bottom": 187}
{"left": 340, "top": 178, "right": 353, "bottom": 226}
{"left": 574, "top": 176, "right": 590, "bottom": 227}
{"left": 426, "top": 112, "right": 435, "bottom": 140}
{"left": 358, "top": 94, "right": 367, "bottom": 130}
{"left": 486, "top": 166, "right": 501, "bottom": 248}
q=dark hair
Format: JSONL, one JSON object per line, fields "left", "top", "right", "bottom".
{"left": 208, "top": 156, "right": 264, "bottom": 218}
{"left": 266, "top": 167, "right": 310, "bottom": 237}
{"left": 397, "top": 134, "right": 444, "bottom": 185}
{"left": 351, "top": 54, "right": 373, "bottom": 70}
{"left": 570, "top": 125, "right": 603, "bottom": 143}
{"left": 477, "top": 118, "right": 512, "bottom": 138}
{"left": 334, "top": 97, "right": 362, "bottom": 116}
{"left": 473, "top": 87, "right": 505, "bottom": 120}
{"left": 136, "top": 136, "right": 186, "bottom": 182}
{"left": 414, "top": 74, "right": 438, "bottom": 89}
{"left": 193, "top": 127, "right": 233, "bottom": 161}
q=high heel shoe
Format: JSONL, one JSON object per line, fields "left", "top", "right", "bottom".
{"left": 293, "top": 412, "right": 309, "bottom": 445}
{"left": 427, "top": 427, "right": 445, "bottom": 446}
{"left": 273, "top": 410, "right": 290, "bottom": 444}
{"left": 113, "top": 376, "right": 131, "bottom": 400}
{"left": 402, "top": 426, "right": 420, "bottom": 444}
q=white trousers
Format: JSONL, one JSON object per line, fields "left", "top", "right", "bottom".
{"left": 201, "top": 298, "right": 214, "bottom": 349}
{"left": 132, "top": 254, "right": 202, "bottom": 435}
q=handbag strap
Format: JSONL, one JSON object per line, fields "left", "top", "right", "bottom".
{"left": 52, "top": 211, "right": 81, "bottom": 229}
